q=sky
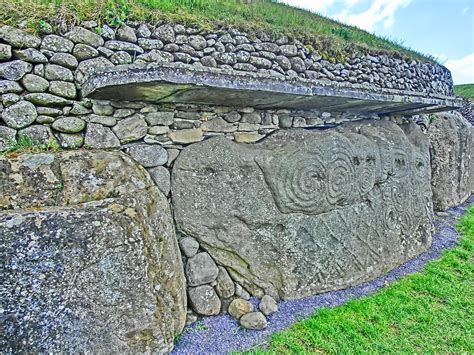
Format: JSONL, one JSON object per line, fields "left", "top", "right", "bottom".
{"left": 282, "top": 0, "right": 474, "bottom": 85}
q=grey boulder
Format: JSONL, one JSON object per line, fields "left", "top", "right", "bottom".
{"left": 2, "top": 100, "right": 37, "bottom": 129}
{"left": 186, "top": 252, "right": 219, "bottom": 286}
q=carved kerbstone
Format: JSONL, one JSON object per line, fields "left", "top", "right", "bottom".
{"left": 172, "top": 120, "right": 434, "bottom": 299}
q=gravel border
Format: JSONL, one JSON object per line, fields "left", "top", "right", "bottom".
{"left": 173, "top": 195, "right": 474, "bottom": 354}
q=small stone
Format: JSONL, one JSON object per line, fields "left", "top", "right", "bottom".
{"left": 18, "top": 125, "right": 53, "bottom": 145}
{"left": 37, "top": 107, "right": 62, "bottom": 116}
{"left": 110, "top": 51, "right": 132, "bottom": 65}
{"left": 0, "top": 60, "right": 32, "bottom": 80}
{"left": 2, "top": 93, "right": 20, "bottom": 106}
{"left": 113, "top": 108, "right": 134, "bottom": 118}
{"left": 24, "top": 93, "right": 71, "bottom": 106}
{"left": 215, "top": 266, "right": 235, "bottom": 299}
{"left": 92, "top": 102, "right": 114, "bottom": 116}
{"left": 13, "top": 48, "right": 47, "bottom": 63}
{"left": 88, "top": 114, "right": 116, "bottom": 126}
{"left": 49, "top": 81, "right": 76, "bottom": 99}
{"left": 235, "top": 284, "right": 251, "bottom": 300}
{"left": 45, "top": 64, "right": 74, "bottom": 82}
{"left": 276, "top": 55, "right": 291, "bottom": 70}
{"left": 52, "top": 117, "right": 86, "bottom": 133}
{"left": 126, "top": 144, "right": 168, "bottom": 168}
{"left": 1, "top": 100, "right": 37, "bottom": 129}
{"left": 112, "top": 115, "right": 148, "bottom": 143}
{"left": 241, "top": 112, "right": 261, "bottom": 124}
{"left": 189, "top": 35, "right": 207, "bottom": 50}
{"left": 0, "top": 126, "right": 16, "bottom": 152}
{"left": 290, "top": 57, "right": 306, "bottom": 73}
{"left": 75, "top": 57, "right": 113, "bottom": 85}
{"left": 278, "top": 114, "right": 293, "bottom": 128}
{"left": 84, "top": 123, "right": 120, "bottom": 149}
{"left": 100, "top": 25, "right": 115, "bottom": 40}
{"left": 36, "top": 115, "right": 55, "bottom": 124}
{"left": 41, "top": 35, "right": 74, "bottom": 52}
{"left": 249, "top": 56, "right": 272, "bottom": 69}
{"left": 200, "top": 56, "right": 217, "bottom": 67}
{"left": 50, "top": 53, "right": 78, "bottom": 69}
{"left": 166, "top": 148, "right": 180, "bottom": 166}
{"left": 254, "top": 42, "right": 280, "bottom": 53}
{"left": 147, "top": 166, "right": 171, "bottom": 195}
{"left": 0, "top": 26, "right": 41, "bottom": 48}
{"left": 116, "top": 25, "right": 137, "bottom": 43}
{"left": 22, "top": 74, "right": 49, "bottom": 93}
{"left": 72, "top": 44, "right": 99, "bottom": 60}
{"left": 188, "top": 285, "right": 221, "bottom": 316}
{"left": 153, "top": 24, "right": 175, "bottom": 43}
{"left": 104, "top": 40, "right": 144, "bottom": 54}
{"left": 213, "top": 52, "right": 236, "bottom": 65}
{"left": 169, "top": 128, "right": 203, "bottom": 144}
{"left": 66, "top": 26, "right": 104, "bottom": 47}
{"left": 240, "top": 312, "right": 268, "bottom": 330}
{"left": 293, "top": 116, "right": 306, "bottom": 128}
{"left": 186, "top": 252, "right": 219, "bottom": 286}
{"left": 142, "top": 111, "right": 174, "bottom": 126}
{"left": 228, "top": 298, "right": 254, "bottom": 320}
{"left": 224, "top": 111, "right": 241, "bottom": 123}
{"left": 148, "top": 126, "right": 170, "bottom": 135}
{"left": 279, "top": 44, "right": 298, "bottom": 57}
{"left": 136, "top": 49, "right": 174, "bottom": 63}
{"left": 185, "top": 311, "right": 198, "bottom": 326}
{"left": 56, "top": 133, "right": 84, "bottom": 149}
{"left": 201, "top": 117, "right": 236, "bottom": 133}
{"left": 259, "top": 295, "right": 278, "bottom": 316}
{"left": 137, "top": 24, "right": 151, "bottom": 38}
{"left": 0, "top": 80, "right": 23, "bottom": 94}
{"left": 137, "top": 38, "right": 164, "bottom": 50}
{"left": 179, "top": 237, "right": 200, "bottom": 258}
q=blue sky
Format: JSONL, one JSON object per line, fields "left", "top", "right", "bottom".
{"left": 282, "top": 0, "right": 474, "bottom": 84}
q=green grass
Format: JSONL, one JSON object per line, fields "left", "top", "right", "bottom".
{"left": 0, "top": 0, "right": 433, "bottom": 62}
{"left": 1, "top": 135, "right": 62, "bottom": 157}
{"left": 454, "top": 84, "right": 474, "bottom": 100}
{"left": 254, "top": 206, "right": 474, "bottom": 354}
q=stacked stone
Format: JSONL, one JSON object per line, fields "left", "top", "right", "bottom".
{"left": 179, "top": 235, "right": 278, "bottom": 329}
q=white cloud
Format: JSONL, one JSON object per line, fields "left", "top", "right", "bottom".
{"left": 444, "top": 53, "right": 474, "bottom": 85}
{"left": 335, "top": 0, "right": 411, "bottom": 32}
{"left": 462, "top": 6, "right": 469, "bottom": 14}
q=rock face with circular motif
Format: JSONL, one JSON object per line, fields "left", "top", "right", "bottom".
{"left": 172, "top": 119, "right": 434, "bottom": 300}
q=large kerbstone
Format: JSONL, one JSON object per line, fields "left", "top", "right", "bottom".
{"left": 428, "top": 112, "right": 472, "bottom": 210}
{"left": 173, "top": 120, "right": 434, "bottom": 299}
{"left": 0, "top": 150, "right": 186, "bottom": 353}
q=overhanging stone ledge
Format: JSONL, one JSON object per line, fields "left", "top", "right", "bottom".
{"left": 82, "top": 63, "right": 463, "bottom": 115}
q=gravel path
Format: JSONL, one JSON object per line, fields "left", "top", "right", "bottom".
{"left": 173, "top": 195, "right": 474, "bottom": 354}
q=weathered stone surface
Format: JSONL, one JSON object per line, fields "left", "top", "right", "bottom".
{"left": 105, "top": 40, "right": 144, "bottom": 54}
{"left": 84, "top": 123, "right": 120, "bottom": 149}
{"left": 41, "top": 35, "right": 74, "bottom": 52}
{"left": 147, "top": 166, "right": 171, "bottom": 195}
{"left": 66, "top": 26, "right": 104, "bottom": 47}
{"left": 259, "top": 295, "right": 278, "bottom": 316}
{"left": 188, "top": 285, "right": 221, "bottom": 316}
{"left": 112, "top": 115, "right": 148, "bottom": 143}
{"left": 240, "top": 312, "right": 268, "bottom": 330}
{"left": 49, "top": 81, "right": 77, "bottom": 99}
{"left": 126, "top": 144, "right": 168, "bottom": 168}
{"left": 215, "top": 266, "right": 235, "bottom": 299}
{"left": 2, "top": 93, "right": 20, "bottom": 106}
{"left": 22, "top": 74, "right": 49, "bottom": 92}
{"left": 52, "top": 117, "right": 86, "bottom": 133}
{"left": 0, "top": 26, "right": 41, "bottom": 48}
{"left": 179, "top": 237, "right": 199, "bottom": 258}
{"left": 153, "top": 25, "right": 175, "bottom": 43}
{"left": 24, "top": 93, "right": 71, "bottom": 106}
{"left": 234, "top": 132, "right": 265, "bottom": 143}
{"left": 0, "top": 80, "right": 22, "bottom": 94}
{"left": 75, "top": 57, "right": 113, "bottom": 85}
{"left": 2, "top": 100, "right": 37, "bottom": 129}
{"left": 186, "top": 252, "right": 219, "bottom": 286}
{"left": 50, "top": 53, "right": 78, "bottom": 69}
{"left": 116, "top": 25, "right": 137, "bottom": 43}
{"left": 0, "top": 150, "right": 186, "bottom": 353}
{"left": 18, "top": 125, "right": 53, "bottom": 145}
{"left": 145, "top": 111, "right": 174, "bottom": 126}
{"left": 228, "top": 298, "right": 254, "bottom": 319}
{"left": 73, "top": 43, "right": 99, "bottom": 60}
{"left": 0, "top": 126, "right": 16, "bottom": 152}
{"left": 428, "top": 112, "right": 472, "bottom": 210}
{"left": 0, "top": 60, "right": 32, "bottom": 80}
{"left": 13, "top": 48, "right": 47, "bottom": 63}
{"left": 45, "top": 64, "right": 74, "bottom": 82}
{"left": 173, "top": 120, "right": 434, "bottom": 299}
{"left": 55, "top": 133, "right": 84, "bottom": 149}
{"left": 201, "top": 117, "right": 237, "bottom": 133}
{"left": 169, "top": 128, "right": 203, "bottom": 144}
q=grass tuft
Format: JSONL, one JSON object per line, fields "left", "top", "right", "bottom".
{"left": 251, "top": 205, "right": 474, "bottom": 354}
{"left": 0, "top": 0, "right": 434, "bottom": 62}
{"left": 1, "top": 136, "right": 62, "bottom": 158}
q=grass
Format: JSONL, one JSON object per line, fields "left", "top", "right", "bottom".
{"left": 0, "top": 0, "right": 433, "bottom": 63}
{"left": 1, "top": 135, "right": 62, "bottom": 157}
{"left": 454, "top": 84, "right": 474, "bottom": 100}
{"left": 254, "top": 206, "right": 474, "bottom": 354}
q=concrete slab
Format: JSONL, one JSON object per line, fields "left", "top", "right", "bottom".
{"left": 82, "top": 63, "right": 463, "bottom": 115}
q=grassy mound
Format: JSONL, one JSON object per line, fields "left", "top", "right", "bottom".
{"left": 454, "top": 84, "right": 474, "bottom": 100}
{"left": 257, "top": 205, "right": 474, "bottom": 353}
{"left": 1, "top": 0, "right": 433, "bottom": 62}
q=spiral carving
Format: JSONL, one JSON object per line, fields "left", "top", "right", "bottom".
{"left": 326, "top": 141, "right": 355, "bottom": 205}
{"left": 358, "top": 157, "right": 377, "bottom": 195}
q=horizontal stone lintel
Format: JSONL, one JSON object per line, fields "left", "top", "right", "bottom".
{"left": 82, "top": 63, "right": 463, "bottom": 115}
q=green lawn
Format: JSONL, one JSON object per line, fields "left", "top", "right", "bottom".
{"left": 0, "top": 0, "right": 432, "bottom": 62}
{"left": 256, "top": 206, "right": 474, "bottom": 354}
{"left": 454, "top": 84, "right": 474, "bottom": 100}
